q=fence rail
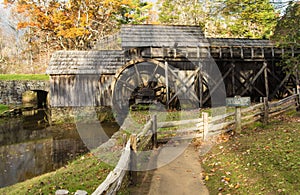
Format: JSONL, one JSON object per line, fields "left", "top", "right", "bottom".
{"left": 90, "top": 93, "right": 299, "bottom": 195}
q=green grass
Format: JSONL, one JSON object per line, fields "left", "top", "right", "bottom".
{"left": 0, "top": 153, "right": 113, "bottom": 195}
{"left": 0, "top": 104, "right": 9, "bottom": 114}
{"left": 202, "top": 111, "right": 300, "bottom": 194}
{"left": 0, "top": 74, "right": 49, "bottom": 81}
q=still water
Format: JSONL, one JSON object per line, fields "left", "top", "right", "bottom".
{"left": 0, "top": 109, "right": 119, "bottom": 188}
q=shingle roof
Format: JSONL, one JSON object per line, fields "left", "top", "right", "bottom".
{"left": 121, "top": 24, "right": 205, "bottom": 48}
{"left": 47, "top": 25, "right": 278, "bottom": 75}
{"left": 46, "top": 50, "right": 124, "bottom": 75}
{"left": 207, "top": 38, "right": 275, "bottom": 47}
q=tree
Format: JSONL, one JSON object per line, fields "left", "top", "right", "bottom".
{"left": 273, "top": 1, "right": 300, "bottom": 46}
{"left": 158, "top": 0, "right": 206, "bottom": 28}
{"left": 157, "top": 0, "right": 278, "bottom": 38}
{"left": 215, "top": 0, "right": 279, "bottom": 38}
{"left": 4, "top": 0, "right": 152, "bottom": 50}
{"left": 1, "top": 0, "right": 152, "bottom": 73}
{"left": 118, "top": 0, "right": 154, "bottom": 24}
{"left": 272, "top": 1, "right": 300, "bottom": 89}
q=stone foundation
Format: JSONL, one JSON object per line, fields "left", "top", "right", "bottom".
{"left": 50, "top": 106, "right": 115, "bottom": 124}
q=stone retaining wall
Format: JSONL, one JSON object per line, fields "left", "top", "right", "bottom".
{"left": 0, "top": 80, "right": 50, "bottom": 105}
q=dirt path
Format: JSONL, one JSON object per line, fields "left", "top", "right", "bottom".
{"left": 129, "top": 145, "right": 209, "bottom": 195}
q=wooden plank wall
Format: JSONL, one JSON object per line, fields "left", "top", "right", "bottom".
{"left": 50, "top": 74, "right": 114, "bottom": 107}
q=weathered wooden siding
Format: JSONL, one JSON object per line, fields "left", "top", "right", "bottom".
{"left": 49, "top": 75, "right": 114, "bottom": 107}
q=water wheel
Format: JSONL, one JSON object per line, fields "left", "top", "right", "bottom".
{"left": 112, "top": 58, "right": 180, "bottom": 124}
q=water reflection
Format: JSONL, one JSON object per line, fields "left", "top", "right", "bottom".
{"left": 0, "top": 110, "right": 119, "bottom": 188}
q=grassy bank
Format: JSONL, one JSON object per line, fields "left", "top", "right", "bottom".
{"left": 0, "top": 74, "right": 49, "bottom": 81}
{"left": 0, "top": 104, "right": 9, "bottom": 114}
{"left": 201, "top": 111, "right": 300, "bottom": 194}
{"left": 0, "top": 153, "right": 113, "bottom": 194}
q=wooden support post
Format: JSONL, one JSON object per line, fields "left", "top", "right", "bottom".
{"left": 165, "top": 61, "right": 169, "bottom": 109}
{"left": 235, "top": 106, "right": 242, "bottom": 134}
{"left": 263, "top": 97, "right": 269, "bottom": 124}
{"left": 240, "top": 46, "right": 244, "bottom": 59}
{"left": 264, "top": 61, "right": 269, "bottom": 99}
{"left": 202, "top": 112, "right": 209, "bottom": 140}
{"left": 231, "top": 62, "right": 235, "bottom": 95}
{"left": 152, "top": 115, "right": 158, "bottom": 148}
{"left": 130, "top": 134, "right": 137, "bottom": 185}
{"left": 199, "top": 62, "right": 203, "bottom": 107}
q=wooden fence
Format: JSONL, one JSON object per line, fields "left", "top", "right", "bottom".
{"left": 90, "top": 93, "right": 299, "bottom": 195}
{"left": 92, "top": 118, "right": 155, "bottom": 194}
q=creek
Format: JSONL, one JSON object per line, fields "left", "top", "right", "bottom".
{"left": 0, "top": 109, "right": 119, "bottom": 188}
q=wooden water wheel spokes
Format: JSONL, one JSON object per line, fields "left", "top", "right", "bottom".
{"left": 112, "top": 58, "right": 181, "bottom": 124}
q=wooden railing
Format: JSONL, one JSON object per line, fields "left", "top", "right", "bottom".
{"left": 90, "top": 93, "right": 299, "bottom": 195}
{"left": 92, "top": 118, "right": 155, "bottom": 194}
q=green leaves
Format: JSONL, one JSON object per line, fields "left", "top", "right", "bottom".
{"left": 218, "top": 0, "right": 279, "bottom": 38}
{"left": 157, "top": 0, "right": 278, "bottom": 38}
{"left": 272, "top": 2, "right": 300, "bottom": 74}
{"left": 273, "top": 2, "right": 300, "bottom": 46}
{"left": 158, "top": 0, "right": 205, "bottom": 27}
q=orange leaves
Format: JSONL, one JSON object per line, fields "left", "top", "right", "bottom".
{"left": 5, "top": 0, "right": 150, "bottom": 50}
{"left": 57, "top": 27, "right": 89, "bottom": 38}
{"left": 17, "top": 21, "right": 38, "bottom": 29}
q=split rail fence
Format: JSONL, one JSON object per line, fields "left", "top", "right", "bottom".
{"left": 91, "top": 93, "right": 299, "bottom": 195}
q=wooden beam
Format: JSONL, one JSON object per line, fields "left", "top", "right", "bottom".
{"left": 240, "top": 63, "right": 267, "bottom": 96}
{"left": 240, "top": 47, "right": 244, "bottom": 59}
{"left": 231, "top": 62, "right": 235, "bottom": 95}
{"left": 267, "top": 69, "right": 294, "bottom": 97}
{"left": 198, "top": 63, "right": 203, "bottom": 107}
{"left": 264, "top": 61, "right": 269, "bottom": 98}
{"left": 203, "top": 65, "right": 234, "bottom": 104}
{"left": 261, "top": 47, "right": 265, "bottom": 58}
{"left": 165, "top": 61, "right": 170, "bottom": 108}
{"left": 167, "top": 67, "right": 200, "bottom": 104}
{"left": 134, "top": 62, "right": 143, "bottom": 87}
{"left": 270, "top": 73, "right": 291, "bottom": 98}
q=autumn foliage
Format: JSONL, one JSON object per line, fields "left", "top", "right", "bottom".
{"left": 4, "top": 0, "right": 152, "bottom": 51}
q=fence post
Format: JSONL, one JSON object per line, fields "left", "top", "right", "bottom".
{"left": 122, "top": 134, "right": 127, "bottom": 148}
{"left": 202, "top": 112, "right": 209, "bottom": 140}
{"left": 263, "top": 97, "right": 269, "bottom": 124}
{"left": 293, "top": 88, "right": 300, "bottom": 111}
{"left": 152, "top": 115, "right": 158, "bottom": 148}
{"left": 295, "top": 68, "right": 300, "bottom": 111}
{"left": 130, "top": 134, "right": 137, "bottom": 185}
{"left": 235, "top": 106, "right": 242, "bottom": 133}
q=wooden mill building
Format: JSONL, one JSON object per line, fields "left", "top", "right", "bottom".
{"left": 46, "top": 24, "right": 299, "bottom": 110}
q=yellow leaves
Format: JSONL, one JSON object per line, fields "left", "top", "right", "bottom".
{"left": 205, "top": 175, "right": 209, "bottom": 181}
{"left": 17, "top": 21, "right": 38, "bottom": 29}
{"left": 57, "top": 27, "right": 89, "bottom": 38}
